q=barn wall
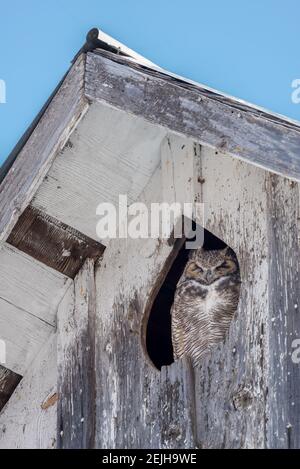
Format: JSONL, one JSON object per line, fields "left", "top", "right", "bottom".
{"left": 0, "top": 136, "right": 298, "bottom": 449}
{"left": 266, "top": 175, "right": 300, "bottom": 448}
{"left": 194, "top": 147, "right": 300, "bottom": 449}
{"left": 94, "top": 137, "right": 198, "bottom": 449}
{"left": 93, "top": 141, "right": 299, "bottom": 449}
{"left": 57, "top": 262, "right": 97, "bottom": 449}
{"left": 195, "top": 147, "right": 269, "bottom": 448}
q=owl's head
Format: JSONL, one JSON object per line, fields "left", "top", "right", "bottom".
{"left": 184, "top": 247, "right": 239, "bottom": 285}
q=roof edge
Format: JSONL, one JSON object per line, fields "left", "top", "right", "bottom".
{"left": 90, "top": 29, "right": 300, "bottom": 130}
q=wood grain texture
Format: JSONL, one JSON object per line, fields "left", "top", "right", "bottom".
{"left": 0, "top": 297, "right": 54, "bottom": 375}
{"left": 0, "top": 366, "right": 21, "bottom": 412}
{"left": 191, "top": 147, "right": 300, "bottom": 449}
{"left": 85, "top": 51, "right": 300, "bottom": 181}
{"left": 161, "top": 136, "right": 201, "bottom": 239}
{"left": 8, "top": 206, "right": 105, "bottom": 278}
{"left": 0, "top": 243, "right": 71, "bottom": 326}
{"left": 0, "top": 243, "right": 70, "bottom": 375}
{"left": 57, "top": 260, "right": 96, "bottom": 449}
{"left": 32, "top": 102, "right": 166, "bottom": 243}
{"left": 0, "top": 54, "right": 88, "bottom": 243}
{"left": 194, "top": 147, "right": 269, "bottom": 448}
{"left": 94, "top": 161, "right": 196, "bottom": 449}
{"left": 266, "top": 174, "right": 300, "bottom": 448}
{"left": 0, "top": 334, "right": 57, "bottom": 449}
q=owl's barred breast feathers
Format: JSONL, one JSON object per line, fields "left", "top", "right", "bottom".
{"left": 171, "top": 247, "right": 240, "bottom": 367}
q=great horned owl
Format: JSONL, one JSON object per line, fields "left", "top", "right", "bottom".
{"left": 171, "top": 247, "right": 240, "bottom": 366}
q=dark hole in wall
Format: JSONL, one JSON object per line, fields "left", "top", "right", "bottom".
{"left": 146, "top": 225, "right": 227, "bottom": 370}
{"left": 0, "top": 366, "right": 22, "bottom": 412}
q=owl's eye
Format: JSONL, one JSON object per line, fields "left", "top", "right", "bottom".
{"left": 216, "top": 261, "right": 229, "bottom": 270}
{"left": 190, "top": 262, "right": 203, "bottom": 273}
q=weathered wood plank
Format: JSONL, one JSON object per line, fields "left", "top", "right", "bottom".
{"left": 32, "top": 102, "right": 166, "bottom": 242}
{"left": 94, "top": 162, "right": 196, "bottom": 449}
{"left": 0, "top": 243, "right": 70, "bottom": 376}
{"left": 0, "top": 366, "right": 21, "bottom": 412}
{"left": 194, "top": 146, "right": 269, "bottom": 448}
{"left": 266, "top": 175, "right": 300, "bottom": 448}
{"left": 57, "top": 260, "right": 96, "bottom": 449}
{"left": 0, "top": 297, "right": 54, "bottom": 375}
{"left": 95, "top": 247, "right": 196, "bottom": 449}
{"left": 85, "top": 51, "right": 300, "bottom": 181}
{"left": 161, "top": 136, "right": 201, "bottom": 238}
{"left": 159, "top": 360, "right": 196, "bottom": 449}
{"left": 8, "top": 206, "right": 105, "bottom": 278}
{"left": 0, "top": 334, "right": 57, "bottom": 449}
{"left": 192, "top": 147, "right": 300, "bottom": 449}
{"left": 0, "top": 54, "right": 88, "bottom": 242}
{"left": 0, "top": 243, "right": 71, "bottom": 325}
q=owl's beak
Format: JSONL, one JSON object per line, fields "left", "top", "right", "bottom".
{"left": 205, "top": 270, "right": 213, "bottom": 283}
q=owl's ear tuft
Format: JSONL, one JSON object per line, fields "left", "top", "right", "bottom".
{"left": 189, "top": 249, "right": 197, "bottom": 260}
{"left": 223, "top": 246, "right": 236, "bottom": 258}
{"left": 189, "top": 247, "right": 204, "bottom": 260}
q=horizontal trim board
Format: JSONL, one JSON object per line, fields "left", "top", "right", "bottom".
{"left": 0, "top": 297, "right": 54, "bottom": 375}
{"left": 85, "top": 51, "right": 300, "bottom": 181}
{"left": 0, "top": 243, "right": 71, "bottom": 326}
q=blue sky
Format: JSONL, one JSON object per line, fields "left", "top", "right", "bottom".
{"left": 0, "top": 0, "right": 299, "bottom": 165}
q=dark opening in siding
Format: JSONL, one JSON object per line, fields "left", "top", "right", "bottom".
{"left": 145, "top": 226, "right": 227, "bottom": 370}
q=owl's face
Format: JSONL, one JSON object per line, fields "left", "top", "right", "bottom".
{"left": 184, "top": 247, "right": 238, "bottom": 285}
